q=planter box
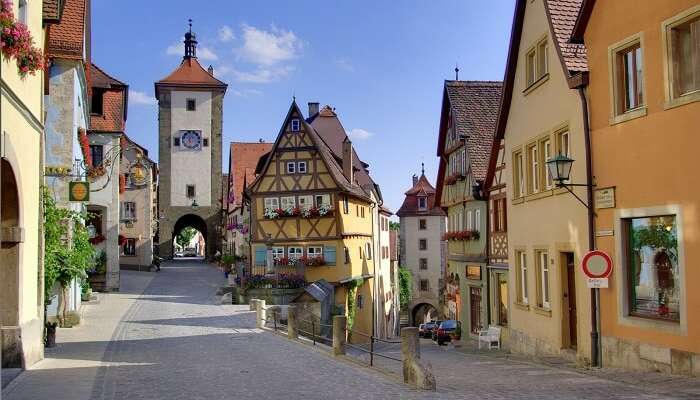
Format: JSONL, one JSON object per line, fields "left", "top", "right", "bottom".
{"left": 88, "top": 274, "right": 107, "bottom": 292}
{"left": 236, "top": 287, "right": 305, "bottom": 306}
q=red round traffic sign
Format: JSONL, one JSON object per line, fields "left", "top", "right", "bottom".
{"left": 581, "top": 250, "right": 613, "bottom": 278}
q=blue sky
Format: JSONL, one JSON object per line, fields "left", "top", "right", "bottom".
{"left": 92, "top": 0, "right": 515, "bottom": 214}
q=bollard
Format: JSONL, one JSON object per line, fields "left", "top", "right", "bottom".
{"left": 256, "top": 299, "right": 266, "bottom": 329}
{"left": 332, "top": 315, "right": 347, "bottom": 356}
{"left": 249, "top": 298, "right": 259, "bottom": 311}
{"left": 401, "top": 327, "right": 436, "bottom": 391}
{"left": 287, "top": 305, "right": 298, "bottom": 339}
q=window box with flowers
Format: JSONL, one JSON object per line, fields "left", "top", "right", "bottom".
{"left": 445, "top": 172, "right": 465, "bottom": 186}
{"left": 442, "top": 230, "right": 480, "bottom": 241}
{"left": 0, "top": 0, "right": 45, "bottom": 77}
{"left": 264, "top": 204, "right": 334, "bottom": 219}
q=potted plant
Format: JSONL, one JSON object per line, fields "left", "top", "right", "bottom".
{"left": 81, "top": 279, "right": 92, "bottom": 302}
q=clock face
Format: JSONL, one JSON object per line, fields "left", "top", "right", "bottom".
{"left": 181, "top": 130, "right": 202, "bottom": 150}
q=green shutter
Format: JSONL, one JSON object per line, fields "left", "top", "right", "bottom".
{"left": 324, "top": 245, "right": 336, "bottom": 266}
{"left": 255, "top": 247, "right": 266, "bottom": 266}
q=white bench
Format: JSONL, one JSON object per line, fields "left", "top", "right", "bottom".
{"left": 477, "top": 326, "right": 501, "bottom": 349}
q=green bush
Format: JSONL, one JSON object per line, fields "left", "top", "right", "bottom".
{"left": 398, "top": 267, "right": 411, "bottom": 308}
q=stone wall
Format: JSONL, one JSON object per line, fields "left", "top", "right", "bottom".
{"left": 602, "top": 336, "right": 700, "bottom": 377}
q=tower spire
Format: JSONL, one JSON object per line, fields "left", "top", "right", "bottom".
{"left": 455, "top": 64, "right": 459, "bottom": 80}
{"left": 421, "top": 162, "right": 425, "bottom": 176}
{"left": 184, "top": 19, "right": 197, "bottom": 59}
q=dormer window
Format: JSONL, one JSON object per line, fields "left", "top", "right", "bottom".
{"left": 91, "top": 88, "right": 105, "bottom": 115}
{"left": 291, "top": 119, "right": 300, "bottom": 132}
{"left": 418, "top": 196, "right": 427, "bottom": 210}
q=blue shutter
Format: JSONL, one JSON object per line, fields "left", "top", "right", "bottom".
{"left": 324, "top": 245, "right": 336, "bottom": 266}
{"left": 255, "top": 247, "right": 266, "bottom": 266}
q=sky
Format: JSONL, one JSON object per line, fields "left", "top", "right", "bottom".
{"left": 92, "top": 0, "right": 516, "bottom": 216}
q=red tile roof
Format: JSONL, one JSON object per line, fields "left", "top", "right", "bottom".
{"left": 396, "top": 174, "right": 446, "bottom": 217}
{"left": 89, "top": 64, "right": 127, "bottom": 132}
{"left": 227, "top": 142, "right": 273, "bottom": 209}
{"left": 47, "top": 0, "right": 88, "bottom": 60}
{"left": 545, "top": 0, "right": 588, "bottom": 73}
{"left": 389, "top": 230, "right": 399, "bottom": 261}
{"left": 155, "top": 58, "right": 227, "bottom": 97}
{"left": 43, "top": 0, "right": 65, "bottom": 23}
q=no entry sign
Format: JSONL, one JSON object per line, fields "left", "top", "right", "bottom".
{"left": 582, "top": 250, "right": 613, "bottom": 288}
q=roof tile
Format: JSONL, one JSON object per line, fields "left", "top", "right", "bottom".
{"left": 546, "top": 0, "right": 588, "bottom": 72}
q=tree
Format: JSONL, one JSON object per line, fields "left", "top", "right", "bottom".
{"left": 389, "top": 221, "right": 400, "bottom": 231}
{"left": 398, "top": 267, "right": 411, "bottom": 308}
{"left": 176, "top": 227, "right": 198, "bottom": 248}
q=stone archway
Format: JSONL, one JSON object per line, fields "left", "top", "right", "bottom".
{"left": 172, "top": 214, "right": 208, "bottom": 259}
{"left": 1, "top": 159, "right": 22, "bottom": 367}
{"left": 409, "top": 301, "right": 439, "bottom": 326}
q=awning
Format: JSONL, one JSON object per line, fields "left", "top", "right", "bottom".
{"left": 337, "top": 274, "right": 374, "bottom": 284}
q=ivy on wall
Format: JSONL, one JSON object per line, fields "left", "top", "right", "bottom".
{"left": 346, "top": 278, "right": 364, "bottom": 330}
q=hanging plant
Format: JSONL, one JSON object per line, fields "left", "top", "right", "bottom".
{"left": 119, "top": 174, "right": 126, "bottom": 193}
{"left": 346, "top": 278, "right": 364, "bottom": 330}
{"left": 77, "top": 128, "right": 92, "bottom": 168}
{"left": 0, "top": 0, "right": 45, "bottom": 77}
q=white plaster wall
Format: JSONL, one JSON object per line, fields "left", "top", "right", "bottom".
{"left": 170, "top": 90, "right": 212, "bottom": 207}
{"left": 401, "top": 215, "right": 445, "bottom": 302}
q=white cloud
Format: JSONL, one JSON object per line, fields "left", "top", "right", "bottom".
{"left": 129, "top": 90, "right": 156, "bottom": 106}
{"left": 334, "top": 58, "right": 354, "bottom": 72}
{"left": 236, "top": 24, "right": 303, "bottom": 66}
{"left": 348, "top": 128, "right": 373, "bottom": 140}
{"left": 230, "top": 66, "right": 295, "bottom": 84}
{"left": 166, "top": 42, "right": 219, "bottom": 61}
{"left": 218, "top": 25, "right": 235, "bottom": 42}
{"left": 232, "top": 89, "right": 263, "bottom": 98}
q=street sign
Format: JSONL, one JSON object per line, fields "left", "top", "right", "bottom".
{"left": 595, "top": 187, "right": 616, "bottom": 209}
{"left": 582, "top": 250, "right": 613, "bottom": 289}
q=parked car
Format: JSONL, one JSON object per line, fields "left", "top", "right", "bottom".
{"left": 175, "top": 251, "right": 184, "bottom": 257}
{"left": 420, "top": 322, "right": 437, "bottom": 338}
{"left": 430, "top": 320, "right": 444, "bottom": 341}
{"left": 184, "top": 248, "right": 197, "bottom": 257}
{"left": 435, "top": 320, "right": 461, "bottom": 345}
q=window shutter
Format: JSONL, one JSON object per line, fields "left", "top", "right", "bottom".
{"left": 254, "top": 247, "right": 267, "bottom": 266}
{"left": 324, "top": 245, "right": 336, "bottom": 266}
{"left": 119, "top": 202, "right": 124, "bottom": 220}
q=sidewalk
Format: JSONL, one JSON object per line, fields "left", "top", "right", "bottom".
{"left": 2, "top": 271, "right": 154, "bottom": 399}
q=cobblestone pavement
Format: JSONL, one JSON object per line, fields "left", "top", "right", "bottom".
{"left": 5, "top": 260, "right": 700, "bottom": 399}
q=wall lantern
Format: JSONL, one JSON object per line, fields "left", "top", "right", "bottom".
{"left": 546, "top": 154, "right": 574, "bottom": 185}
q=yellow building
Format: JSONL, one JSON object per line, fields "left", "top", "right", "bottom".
{"left": 572, "top": 0, "right": 700, "bottom": 376}
{"left": 246, "top": 101, "right": 381, "bottom": 338}
{"left": 0, "top": 0, "right": 47, "bottom": 368}
{"left": 498, "top": 0, "right": 591, "bottom": 363}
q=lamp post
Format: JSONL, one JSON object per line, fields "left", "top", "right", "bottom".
{"left": 191, "top": 199, "right": 199, "bottom": 211}
{"left": 546, "top": 154, "right": 600, "bottom": 368}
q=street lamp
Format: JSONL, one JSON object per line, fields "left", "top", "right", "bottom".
{"left": 546, "top": 154, "right": 590, "bottom": 209}
{"left": 191, "top": 199, "right": 199, "bottom": 211}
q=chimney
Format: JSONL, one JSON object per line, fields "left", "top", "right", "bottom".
{"left": 342, "top": 137, "right": 354, "bottom": 184}
{"left": 308, "top": 102, "right": 319, "bottom": 117}
{"left": 208, "top": 65, "right": 214, "bottom": 75}
{"left": 412, "top": 174, "right": 418, "bottom": 186}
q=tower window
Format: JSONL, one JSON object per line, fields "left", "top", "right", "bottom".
{"left": 186, "top": 185, "right": 196, "bottom": 198}
{"left": 173, "top": 137, "right": 181, "bottom": 147}
{"left": 291, "top": 119, "right": 300, "bottom": 132}
{"left": 186, "top": 99, "right": 196, "bottom": 111}
{"left": 91, "top": 88, "right": 105, "bottom": 115}
{"left": 203, "top": 138, "right": 209, "bottom": 147}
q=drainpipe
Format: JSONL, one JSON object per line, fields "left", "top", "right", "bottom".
{"left": 578, "top": 85, "right": 600, "bottom": 368}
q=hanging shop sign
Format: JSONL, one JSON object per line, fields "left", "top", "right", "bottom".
{"left": 69, "top": 181, "right": 90, "bottom": 202}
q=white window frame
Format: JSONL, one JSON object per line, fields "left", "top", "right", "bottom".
{"left": 264, "top": 197, "right": 279, "bottom": 209}
{"left": 539, "top": 251, "right": 550, "bottom": 309}
{"left": 122, "top": 202, "right": 136, "bottom": 221}
{"left": 418, "top": 196, "right": 427, "bottom": 210}
{"left": 280, "top": 196, "right": 296, "bottom": 209}
{"left": 18, "top": 0, "right": 28, "bottom": 24}
{"left": 288, "top": 247, "right": 303, "bottom": 260}
{"left": 286, "top": 162, "right": 296, "bottom": 174}
{"left": 291, "top": 119, "right": 300, "bottom": 132}
{"left": 515, "top": 151, "right": 525, "bottom": 198}
{"left": 297, "top": 161, "right": 307, "bottom": 173}
{"left": 475, "top": 209, "right": 481, "bottom": 232}
{"left": 298, "top": 195, "right": 313, "bottom": 209}
{"left": 272, "top": 247, "right": 285, "bottom": 261}
{"left": 466, "top": 210, "right": 472, "bottom": 231}
{"left": 530, "top": 145, "right": 539, "bottom": 194}
{"left": 307, "top": 246, "right": 323, "bottom": 258}
{"left": 519, "top": 251, "right": 528, "bottom": 305}
{"left": 662, "top": 5, "right": 700, "bottom": 108}
{"left": 315, "top": 194, "right": 331, "bottom": 207}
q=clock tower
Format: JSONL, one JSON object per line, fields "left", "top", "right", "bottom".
{"left": 155, "top": 22, "right": 227, "bottom": 259}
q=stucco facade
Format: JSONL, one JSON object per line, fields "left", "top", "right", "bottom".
{"left": 575, "top": 0, "right": 700, "bottom": 376}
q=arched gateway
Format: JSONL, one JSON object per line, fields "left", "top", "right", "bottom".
{"left": 155, "top": 23, "right": 227, "bottom": 259}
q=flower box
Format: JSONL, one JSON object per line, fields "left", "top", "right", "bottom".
{"left": 442, "top": 230, "right": 480, "bottom": 241}
{"left": 0, "top": 1, "right": 45, "bottom": 77}
{"left": 264, "top": 205, "right": 334, "bottom": 220}
{"left": 445, "top": 173, "right": 465, "bottom": 186}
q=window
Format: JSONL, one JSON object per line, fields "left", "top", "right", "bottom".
{"left": 203, "top": 138, "right": 209, "bottom": 147}
{"left": 298, "top": 195, "right": 313, "bottom": 209}
{"left": 513, "top": 151, "right": 524, "bottom": 198}
{"left": 173, "top": 137, "right": 181, "bottom": 147}
{"left": 87, "top": 209, "right": 103, "bottom": 236}
{"left": 123, "top": 238, "right": 136, "bottom": 256}
{"left": 419, "top": 239, "right": 427, "bottom": 251}
{"left": 420, "top": 279, "right": 429, "bottom": 292}
{"left": 624, "top": 215, "right": 679, "bottom": 322}
{"left": 18, "top": 0, "right": 27, "bottom": 24}
{"left": 611, "top": 38, "right": 645, "bottom": 118}
{"left": 665, "top": 9, "right": 700, "bottom": 103}
{"left": 90, "top": 145, "right": 104, "bottom": 167}
{"left": 557, "top": 130, "right": 570, "bottom": 158}
{"left": 526, "top": 37, "right": 548, "bottom": 87}
{"left": 516, "top": 251, "right": 528, "bottom": 305}
{"left": 419, "top": 219, "right": 427, "bottom": 230}
{"left": 365, "top": 243, "right": 372, "bottom": 260}
{"left": 418, "top": 196, "right": 427, "bottom": 210}
{"left": 495, "top": 272, "right": 509, "bottom": 326}
{"left": 264, "top": 197, "right": 279, "bottom": 209}
{"left": 475, "top": 209, "right": 481, "bottom": 232}
{"left": 272, "top": 247, "right": 285, "bottom": 261}
{"left": 343, "top": 196, "right": 349, "bottom": 214}
{"left": 542, "top": 138, "right": 553, "bottom": 189}
{"left": 315, "top": 194, "right": 330, "bottom": 207}
{"left": 307, "top": 246, "right": 323, "bottom": 258}
{"left": 528, "top": 144, "right": 539, "bottom": 194}
{"left": 288, "top": 247, "right": 303, "bottom": 261}
{"left": 186, "top": 185, "right": 196, "bottom": 198}
{"left": 496, "top": 198, "right": 507, "bottom": 232}
{"left": 298, "top": 161, "right": 307, "bottom": 173}
{"left": 465, "top": 210, "right": 472, "bottom": 231}
{"left": 291, "top": 119, "right": 300, "bottom": 132}
{"left": 91, "top": 88, "right": 105, "bottom": 115}
{"left": 280, "top": 196, "right": 295, "bottom": 210}
{"left": 419, "top": 258, "right": 428, "bottom": 270}
{"left": 286, "top": 162, "right": 296, "bottom": 174}
{"left": 186, "top": 98, "right": 196, "bottom": 111}
{"left": 344, "top": 247, "right": 350, "bottom": 263}
{"left": 361, "top": 207, "right": 365, "bottom": 218}
{"left": 466, "top": 265, "right": 481, "bottom": 280}
{"left": 536, "top": 251, "right": 550, "bottom": 309}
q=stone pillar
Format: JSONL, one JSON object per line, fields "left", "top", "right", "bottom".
{"left": 402, "top": 327, "right": 436, "bottom": 390}
{"left": 249, "top": 298, "right": 258, "bottom": 311}
{"left": 256, "top": 299, "right": 266, "bottom": 329}
{"left": 287, "top": 305, "right": 298, "bottom": 340}
{"left": 333, "top": 315, "right": 347, "bottom": 356}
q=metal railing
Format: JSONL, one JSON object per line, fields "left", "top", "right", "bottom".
{"left": 344, "top": 327, "right": 402, "bottom": 366}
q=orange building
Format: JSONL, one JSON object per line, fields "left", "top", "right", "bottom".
{"left": 573, "top": 0, "right": 700, "bottom": 376}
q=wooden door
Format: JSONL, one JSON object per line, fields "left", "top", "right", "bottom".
{"left": 469, "top": 287, "right": 482, "bottom": 334}
{"left": 565, "top": 253, "right": 578, "bottom": 348}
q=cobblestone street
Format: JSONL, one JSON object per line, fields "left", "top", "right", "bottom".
{"left": 4, "top": 260, "right": 700, "bottom": 400}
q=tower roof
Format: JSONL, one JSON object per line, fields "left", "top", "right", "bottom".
{"left": 396, "top": 172, "right": 445, "bottom": 217}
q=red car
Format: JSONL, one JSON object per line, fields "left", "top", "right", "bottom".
{"left": 435, "top": 320, "right": 461, "bottom": 345}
